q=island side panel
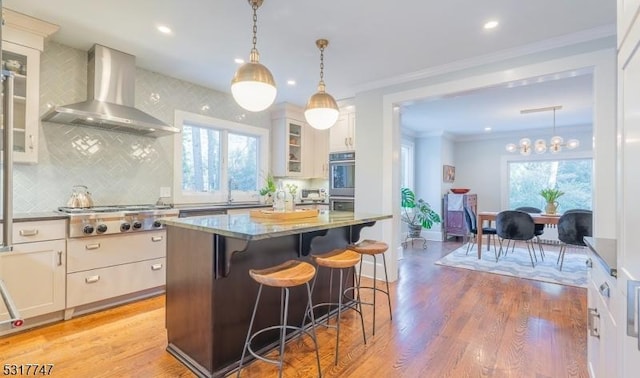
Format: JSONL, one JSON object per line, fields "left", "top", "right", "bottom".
{"left": 165, "top": 226, "right": 216, "bottom": 375}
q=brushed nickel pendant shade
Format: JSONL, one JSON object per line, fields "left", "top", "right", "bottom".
{"left": 305, "top": 39, "right": 339, "bottom": 130}
{"left": 231, "top": 0, "right": 277, "bottom": 112}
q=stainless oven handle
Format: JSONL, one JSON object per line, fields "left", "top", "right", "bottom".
{"left": 0, "top": 279, "right": 23, "bottom": 327}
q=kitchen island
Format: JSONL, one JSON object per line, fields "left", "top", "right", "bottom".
{"left": 162, "top": 210, "right": 391, "bottom": 378}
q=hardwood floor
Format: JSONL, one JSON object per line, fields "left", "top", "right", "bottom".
{"left": 0, "top": 240, "right": 587, "bottom": 377}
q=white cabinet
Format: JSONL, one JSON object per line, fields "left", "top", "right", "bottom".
{"left": 2, "top": 10, "right": 58, "bottom": 164}
{"left": 271, "top": 118, "right": 305, "bottom": 177}
{"left": 329, "top": 109, "right": 355, "bottom": 152}
{"left": 586, "top": 255, "right": 618, "bottom": 378}
{"left": 307, "top": 127, "right": 329, "bottom": 178}
{"left": 0, "top": 220, "right": 66, "bottom": 325}
{"left": 2, "top": 42, "right": 40, "bottom": 163}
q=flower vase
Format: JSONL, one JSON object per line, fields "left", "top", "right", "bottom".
{"left": 545, "top": 201, "right": 558, "bottom": 215}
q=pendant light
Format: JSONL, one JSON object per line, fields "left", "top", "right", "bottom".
{"left": 506, "top": 105, "right": 580, "bottom": 155}
{"left": 304, "top": 39, "right": 339, "bottom": 130}
{"left": 231, "top": 0, "right": 277, "bottom": 112}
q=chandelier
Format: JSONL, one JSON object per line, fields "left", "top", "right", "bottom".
{"left": 506, "top": 105, "right": 579, "bottom": 155}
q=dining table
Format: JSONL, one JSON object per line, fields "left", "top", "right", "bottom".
{"left": 476, "top": 211, "right": 561, "bottom": 259}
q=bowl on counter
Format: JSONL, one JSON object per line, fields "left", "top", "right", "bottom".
{"left": 450, "top": 188, "right": 470, "bottom": 194}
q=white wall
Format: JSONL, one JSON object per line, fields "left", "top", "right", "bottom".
{"left": 415, "top": 135, "right": 444, "bottom": 239}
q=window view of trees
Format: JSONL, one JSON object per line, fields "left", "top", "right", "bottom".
{"left": 508, "top": 158, "right": 592, "bottom": 212}
{"left": 182, "top": 124, "right": 220, "bottom": 192}
{"left": 228, "top": 133, "right": 258, "bottom": 191}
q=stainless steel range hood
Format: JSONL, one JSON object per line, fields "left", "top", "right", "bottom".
{"left": 42, "top": 44, "right": 179, "bottom": 137}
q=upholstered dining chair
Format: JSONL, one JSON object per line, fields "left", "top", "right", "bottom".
{"left": 557, "top": 211, "right": 593, "bottom": 271}
{"left": 463, "top": 205, "right": 497, "bottom": 259}
{"left": 495, "top": 210, "right": 537, "bottom": 267}
{"left": 515, "top": 206, "right": 546, "bottom": 259}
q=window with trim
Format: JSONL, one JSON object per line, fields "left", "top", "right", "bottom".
{"left": 507, "top": 158, "right": 592, "bottom": 212}
{"left": 401, "top": 140, "right": 414, "bottom": 189}
{"left": 173, "top": 111, "right": 269, "bottom": 204}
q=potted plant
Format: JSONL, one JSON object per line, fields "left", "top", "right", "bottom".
{"left": 259, "top": 173, "right": 277, "bottom": 204}
{"left": 401, "top": 187, "right": 441, "bottom": 237}
{"left": 540, "top": 187, "right": 565, "bottom": 214}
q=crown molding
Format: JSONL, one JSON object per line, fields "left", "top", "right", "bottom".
{"left": 355, "top": 25, "right": 616, "bottom": 94}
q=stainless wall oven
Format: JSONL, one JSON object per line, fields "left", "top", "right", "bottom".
{"left": 330, "top": 197, "right": 354, "bottom": 212}
{"left": 329, "top": 151, "right": 355, "bottom": 197}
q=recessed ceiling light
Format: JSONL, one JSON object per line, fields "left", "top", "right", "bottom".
{"left": 157, "top": 25, "right": 172, "bottom": 34}
{"left": 287, "top": 80, "right": 296, "bottom": 86}
{"left": 484, "top": 127, "right": 492, "bottom": 132}
{"left": 484, "top": 20, "right": 499, "bottom": 29}
{"left": 234, "top": 58, "right": 245, "bottom": 64}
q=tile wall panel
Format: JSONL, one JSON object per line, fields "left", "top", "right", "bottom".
{"left": 11, "top": 41, "right": 271, "bottom": 213}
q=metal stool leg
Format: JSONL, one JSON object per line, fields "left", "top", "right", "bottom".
{"left": 352, "top": 266, "right": 367, "bottom": 345}
{"left": 381, "top": 253, "right": 392, "bottom": 321}
{"left": 238, "top": 284, "right": 263, "bottom": 377}
{"left": 304, "top": 282, "right": 322, "bottom": 377}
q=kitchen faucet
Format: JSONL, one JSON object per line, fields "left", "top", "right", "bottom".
{"left": 227, "top": 178, "right": 234, "bottom": 204}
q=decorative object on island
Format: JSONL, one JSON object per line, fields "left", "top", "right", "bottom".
{"left": 305, "top": 39, "right": 339, "bottom": 130}
{"left": 540, "top": 187, "right": 564, "bottom": 215}
{"left": 443, "top": 165, "right": 455, "bottom": 183}
{"left": 400, "top": 188, "right": 442, "bottom": 237}
{"left": 258, "top": 172, "right": 276, "bottom": 204}
{"left": 285, "top": 183, "right": 298, "bottom": 211}
{"left": 230, "top": 0, "right": 277, "bottom": 112}
{"left": 273, "top": 181, "right": 287, "bottom": 212}
{"left": 506, "top": 105, "right": 579, "bottom": 155}
{"left": 450, "top": 188, "right": 470, "bottom": 194}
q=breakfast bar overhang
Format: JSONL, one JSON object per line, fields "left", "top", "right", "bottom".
{"left": 162, "top": 210, "right": 391, "bottom": 378}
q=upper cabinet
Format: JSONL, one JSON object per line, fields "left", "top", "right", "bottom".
{"left": 329, "top": 107, "right": 356, "bottom": 152}
{"left": 2, "top": 9, "right": 59, "bottom": 164}
{"left": 271, "top": 103, "right": 329, "bottom": 179}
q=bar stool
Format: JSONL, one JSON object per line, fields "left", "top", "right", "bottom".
{"left": 238, "top": 260, "right": 321, "bottom": 378}
{"left": 303, "top": 248, "right": 367, "bottom": 365}
{"left": 348, "top": 239, "right": 392, "bottom": 335}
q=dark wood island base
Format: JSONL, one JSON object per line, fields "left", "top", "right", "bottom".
{"left": 163, "top": 211, "right": 391, "bottom": 377}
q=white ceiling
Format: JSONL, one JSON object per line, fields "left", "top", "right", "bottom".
{"left": 5, "top": 0, "right": 615, "bottom": 136}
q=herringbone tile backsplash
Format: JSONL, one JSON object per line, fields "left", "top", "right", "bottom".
{"left": 11, "top": 41, "right": 271, "bottom": 212}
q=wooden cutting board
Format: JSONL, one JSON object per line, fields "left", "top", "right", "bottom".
{"left": 249, "top": 208, "right": 319, "bottom": 220}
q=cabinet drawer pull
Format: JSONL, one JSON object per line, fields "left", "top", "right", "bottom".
{"left": 588, "top": 307, "right": 600, "bottom": 338}
{"left": 599, "top": 282, "right": 610, "bottom": 298}
{"left": 18, "top": 229, "right": 38, "bottom": 237}
{"left": 586, "top": 258, "right": 593, "bottom": 268}
{"left": 151, "top": 263, "right": 163, "bottom": 271}
{"left": 57, "top": 251, "right": 63, "bottom": 266}
{"left": 28, "top": 134, "right": 34, "bottom": 150}
{"left": 85, "top": 275, "right": 100, "bottom": 284}
{"left": 85, "top": 243, "right": 101, "bottom": 250}
{"left": 151, "top": 236, "right": 163, "bottom": 242}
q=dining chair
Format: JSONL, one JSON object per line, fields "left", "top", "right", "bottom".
{"left": 463, "top": 205, "right": 497, "bottom": 259}
{"left": 515, "top": 206, "right": 546, "bottom": 260}
{"left": 557, "top": 211, "right": 593, "bottom": 271}
{"left": 495, "top": 210, "right": 537, "bottom": 267}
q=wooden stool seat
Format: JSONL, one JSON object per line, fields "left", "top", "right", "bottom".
{"left": 348, "top": 239, "right": 389, "bottom": 255}
{"left": 249, "top": 260, "right": 315, "bottom": 288}
{"left": 312, "top": 249, "right": 361, "bottom": 269}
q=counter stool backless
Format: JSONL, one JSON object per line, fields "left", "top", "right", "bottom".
{"left": 237, "top": 260, "right": 321, "bottom": 378}
{"left": 347, "top": 239, "right": 392, "bottom": 335}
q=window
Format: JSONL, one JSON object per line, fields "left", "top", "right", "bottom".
{"left": 507, "top": 158, "right": 592, "bottom": 212}
{"left": 400, "top": 140, "right": 414, "bottom": 189}
{"left": 173, "top": 111, "right": 269, "bottom": 204}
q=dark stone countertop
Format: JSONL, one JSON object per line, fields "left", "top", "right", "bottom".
{"left": 162, "top": 210, "right": 391, "bottom": 241}
{"left": 584, "top": 236, "right": 617, "bottom": 278}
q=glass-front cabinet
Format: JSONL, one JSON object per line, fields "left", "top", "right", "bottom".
{"left": 2, "top": 39, "right": 42, "bottom": 164}
{"left": 271, "top": 118, "right": 304, "bottom": 177}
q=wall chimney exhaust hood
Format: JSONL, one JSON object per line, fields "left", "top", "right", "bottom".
{"left": 42, "top": 44, "right": 180, "bottom": 137}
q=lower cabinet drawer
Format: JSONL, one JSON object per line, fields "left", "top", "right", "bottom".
{"left": 66, "top": 258, "right": 166, "bottom": 307}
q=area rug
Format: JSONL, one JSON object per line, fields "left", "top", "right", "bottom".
{"left": 435, "top": 244, "right": 588, "bottom": 288}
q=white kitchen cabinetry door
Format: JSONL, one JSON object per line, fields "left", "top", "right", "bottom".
{"left": 271, "top": 118, "right": 304, "bottom": 177}
{"left": 308, "top": 127, "right": 329, "bottom": 178}
{"left": 618, "top": 1, "right": 640, "bottom": 375}
{"left": 0, "top": 240, "right": 66, "bottom": 322}
{"left": 1, "top": 41, "right": 40, "bottom": 163}
{"left": 329, "top": 110, "right": 355, "bottom": 152}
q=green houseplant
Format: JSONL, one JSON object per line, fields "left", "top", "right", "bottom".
{"left": 259, "top": 173, "right": 277, "bottom": 204}
{"left": 401, "top": 187, "right": 441, "bottom": 237}
{"left": 540, "top": 187, "right": 564, "bottom": 214}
